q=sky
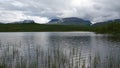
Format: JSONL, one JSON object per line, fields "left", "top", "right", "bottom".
{"left": 0, "top": 0, "right": 120, "bottom": 24}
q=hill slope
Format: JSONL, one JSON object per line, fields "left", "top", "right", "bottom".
{"left": 49, "top": 17, "right": 91, "bottom": 26}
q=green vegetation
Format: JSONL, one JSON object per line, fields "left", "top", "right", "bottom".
{"left": 0, "top": 23, "right": 91, "bottom": 32}
{"left": 0, "top": 41, "right": 119, "bottom": 68}
{"left": 0, "top": 22, "right": 120, "bottom": 34}
{"left": 92, "top": 22, "right": 120, "bottom": 34}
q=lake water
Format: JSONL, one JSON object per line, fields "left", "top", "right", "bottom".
{"left": 0, "top": 32, "right": 120, "bottom": 68}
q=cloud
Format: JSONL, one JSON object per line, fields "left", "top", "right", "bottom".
{"left": 0, "top": 0, "right": 120, "bottom": 23}
{"left": 0, "top": 10, "right": 49, "bottom": 24}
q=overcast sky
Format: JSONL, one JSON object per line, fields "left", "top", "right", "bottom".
{"left": 0, "top": 0, "right": 120, "bottom": 24}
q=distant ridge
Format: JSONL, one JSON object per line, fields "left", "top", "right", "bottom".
{"left": 48, "top": 17, "right": 91, "bottom": 26}
{"left": 12, "top": 20, "right": 35, "bottom": 24}
{"left": 0, "top": 18, "right": 120, "bottom": 26}
{"left": 93, "top": 19, "right": 120, "bottom": 26}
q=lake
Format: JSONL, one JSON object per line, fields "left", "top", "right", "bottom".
{"left": 0, "top": 32, "right": 120, "bottom": 68}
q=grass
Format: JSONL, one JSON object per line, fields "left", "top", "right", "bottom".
{"left": 0, "top": 23, "right": 120, "bottom": 68}
{"left": 0, "top": 41, "right": 120, "bottom": 68}
{"left": 0, "top": 23, "right": 91, "bottom": 32}
{"left": 0, "top": 22, "right": 120, "bottom": 34}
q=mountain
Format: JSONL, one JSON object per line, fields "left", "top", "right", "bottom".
{"left": 111, "top": 19, "right": 120, "bottom": 22}
{"left": 93, "top": 19, "right": 120, "bottom": 26}
{"left": 48, "top": 17, "right": 91, "bottom": 26}
{"left": 0, "top": 22, "right": 4, "bottom": 24}
{"left": 12, "top": 20, "right": 35, "bottom": 24}
{"left": 49, "top": 19, "right": 62, "bottom": 24}
{"left": 22, "top": 20, "right": 35, "bottom": 23}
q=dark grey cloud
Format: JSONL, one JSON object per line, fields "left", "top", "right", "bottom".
{"left": 0, "top": 0, "right": 120, "bottom": 23}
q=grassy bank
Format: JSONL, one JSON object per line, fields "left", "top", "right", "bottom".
{"left": 0, "top": 23, "right": 91, "bottom": 32}
{"left": 92, "top": 22, "right": 120, "bottom": 34}
{"left": 0, "top": 41, "right": 119, "bottom": 68}
{"left": 0, "top": 22, "right": 120, "bottom": 34}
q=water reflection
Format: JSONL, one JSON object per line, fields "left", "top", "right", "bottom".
{"left": 0, "top": 32, "right": 120, "bottom": 68}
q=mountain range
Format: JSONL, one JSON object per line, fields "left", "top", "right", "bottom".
{"left": 93, "top": 19, "right": 120, "bottom": 26}
{"left": 49, "top": 17, "right": 91, "bottom": 26}
{"left": 11, "top": 20, "right": 35, "bottom": 24}
{"left": 49, "top": 17, "right": 120, "bottom": 26}
{"left": 0, "top": 17, "right": 120, "bottom": 26}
